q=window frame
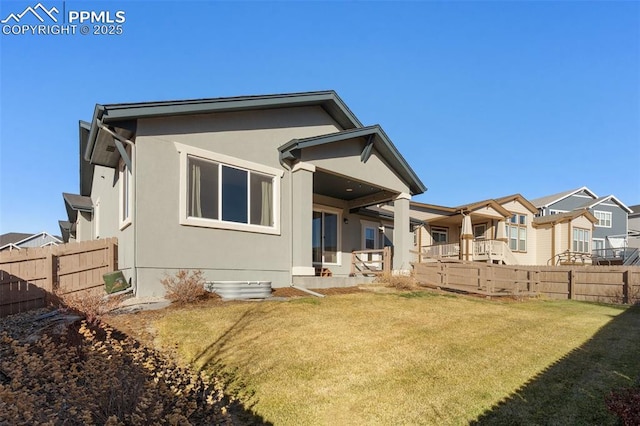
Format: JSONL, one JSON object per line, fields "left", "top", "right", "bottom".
{"left": 505, "top": 213, "right": 527, "bottom": 252}
{"left": 431, "top": 227, "right": 448, "bottom": 244}
{"left": 593, "top": 210, "right": 612, "bottom": 228}
{"left": 119, "top": 157, "right": 132, "bottom": 230}
{"left": 573, "top": 227, "right": 591, "bottom": 253}
{"left": 313, "top": 205, "right": 342, "bottom": 266}
{"left": 175, "top": 142, "right": 283, "bottom": 235}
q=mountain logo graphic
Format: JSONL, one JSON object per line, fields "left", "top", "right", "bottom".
{"left": 1, "top": 3, "right": 59, "bottom": 24}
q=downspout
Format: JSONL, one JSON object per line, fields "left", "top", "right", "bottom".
{"left": 97, "top": 120, "right": 137, "bottom": 295}
{"left": 279, "top": 153, "right": 294, "bottom": 287}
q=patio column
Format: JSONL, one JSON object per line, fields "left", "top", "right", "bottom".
{"left": 291, "top": 162, "right": 315, "bottom": 276}
{"left": 496, "top": 219, "right": 507, "bottom": 243}
{"left": 393, "top": 192, "right": 411, "bottom": 273}
{"left": 461, "top": 214, "right": 473, "bottom": 261}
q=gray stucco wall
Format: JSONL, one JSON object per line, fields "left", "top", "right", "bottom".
{"left": 90, "top": 165, "right": 135, "bottom": 286}
{"left": 131, "top": 106, "right": 343, "bottom": 296}
{"left": 92, "top": 106, "right": 418, "bottom": 297}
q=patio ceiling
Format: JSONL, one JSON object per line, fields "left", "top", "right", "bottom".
{"left": 313, "top": 170, "right": 397, "bottom": 209}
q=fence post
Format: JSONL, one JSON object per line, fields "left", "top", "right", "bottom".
{"left": 44, "top": 252, "right": 57, "bottom": 303}
{"left": 623, "top": 270, "right": 629, "bottom": 304}
{"left": 569, "top": 269, "right": 576, "bottom": 300}
{"left": 351, "top": 252, "right": 356, "bottom": 276}
{"left": 441, "top": 262, "right": 448, "bottom": 287}
{"left": 486, "top": 265, "right": 494, "bottom": 294}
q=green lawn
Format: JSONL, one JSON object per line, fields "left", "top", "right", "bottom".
{"left": 154, "top": 289, "right": 640, "bottom": 425}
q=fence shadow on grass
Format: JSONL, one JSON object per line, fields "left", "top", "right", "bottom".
{"left": 471, "top": 304, "right": 640, "bottom": 425}
{"left": 191, "top": 304, "right": 277, "bottom": 425}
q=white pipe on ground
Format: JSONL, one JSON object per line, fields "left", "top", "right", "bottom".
{"left": 291, "top": 285, "right": 325, "bottom": 298}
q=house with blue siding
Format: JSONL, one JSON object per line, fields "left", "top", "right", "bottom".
{"left": 531, "top": 186, "right": 636, "bottom": 264}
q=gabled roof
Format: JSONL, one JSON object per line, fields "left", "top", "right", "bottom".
{"left": 453, "top": 198, "right": 512, "bottom": 217}
{"left": 279, "top": 125, "right": 427, "bottom": 196}
{"left": 529, "top": 186, "right": 598, "bottom": 208}
{"left": 577, "top": 195, "right": 633, "bottom": 214}
{"left": 0, "top": 232, "right": 32, "bottom": 246}
{"left": 63, "top": 192, "right": 93, "bottom": 223}
{"left": 79, "top": 121, "right": 94, "bottom": 196}
{"left": 532, "top": 209, "right": 597, "bottom": 227}
{"left": 8, "top": 232, "right": 63, "bottom": 247}
{"left": 494, "top": 194, "right": 539, "bottom": 214}
{"left": 84, "top": 91, "right": 363, "bottom": 167}
{"left": 58, "top": 220, "right": 76, "bottom": 243}
{"left": 411, "top": 194, "right": 536, "bottom": 218}
{"left": 629, "top": 204, "right": 640, "bottom": 218}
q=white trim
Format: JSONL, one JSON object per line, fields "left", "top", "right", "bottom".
{"left": 292, "top": 161, "right": 316, "bottom": 173}
{"left": 176, "top": 143, "right": 282, "bottom": 235}
{"left": 593, "top": 210, "right": 612, "bottom": 228}
{"left": 360, "top": 219, "right": 381, "bottom": 250}
{"left": 538, "top": 186, "right": 598, "bottom": 208}
{"left": 292, "top": 266, "right": 316, "bottom": 276}
{"left": 174, "top": 142, "right": 284, "bottom": 178}
{"left": 395, "top": 192, "right": 411, "bottom": 201}
{"left": 119, "top": 157, "right": 132, "bottom": 231}
{"left": 94, "top": 197, "right": 101, "bottom": 239}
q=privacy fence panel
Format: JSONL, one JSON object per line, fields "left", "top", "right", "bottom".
{"left": 414, "top": 261, "right": 640, "bottom": 303}
{"left": 0, "top": 238, "right": 117, "bottom": 317}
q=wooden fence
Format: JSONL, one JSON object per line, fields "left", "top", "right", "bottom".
{"left": 414, "top": 261, "right": 640, "bottom": 303}
{"left": 0, "top": 238, "right": 117, "bottom": 317}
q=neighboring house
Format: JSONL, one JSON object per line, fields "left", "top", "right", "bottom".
{"left": 411, "top": 194, "right": 597, "bottom": 266}
{"left": 0, "top": 232, "right": 63, "bottom": 251}
{"left": 60, "top": 192, "right": 94, "bottom": 242}
{"left": 531, "top": 186, "right": 636, "bottom": 264}
{"left": 61, "top": 91, "right": 427, "bottom": 297}
{"left": 628, "top": 204, "right": 640, "bottom": 250}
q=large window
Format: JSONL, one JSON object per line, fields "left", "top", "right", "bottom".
{"left": 506, "top": 214, "right": 527, "bottom": 252}
{"left": 573, "top": 228, "right": 591, "bottom": 253}
{"left": 177, "top": 143, "right": 282, "bottom": 234}
{"left": 594, "top": 211, "right": 612, "bottom": 228}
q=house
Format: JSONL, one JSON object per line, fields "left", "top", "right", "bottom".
{"left": 412, "top": 194, "right": 598, "bottom": 266}
{"left": 628, "top": 204, "right": 640, "bottom": 250}
{"left": 530, "top": 186, "right": 636, "bottom": 264}
{"left": 61, "top": 91, "right": 427, "bottom": 297}
{"left": 0, "top": 232, "right": 63, "bottom": 251}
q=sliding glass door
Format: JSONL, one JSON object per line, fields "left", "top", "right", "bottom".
{"left": 312, "top": 210, "right": 339, "bottom": 264}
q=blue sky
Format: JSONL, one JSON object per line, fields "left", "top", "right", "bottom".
{"left": 1, "top": 0, "right": 638, "bottom": 236}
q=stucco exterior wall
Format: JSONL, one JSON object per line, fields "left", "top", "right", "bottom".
{"left": 76, "top": 211, "right": 93, "bottom": 241}
{"left": 89, "top": 165, "right": 135, "bottom": 285}
{"left": 131, "top": 107, "right": 344, "bottom": 296}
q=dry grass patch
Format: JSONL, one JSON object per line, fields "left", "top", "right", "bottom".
{"left": 153, "top": 291, "right": 640, "bottom": 425}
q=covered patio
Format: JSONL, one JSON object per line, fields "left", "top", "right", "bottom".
{"left": 279, "top": 125, "right": 426, "bottom": 281}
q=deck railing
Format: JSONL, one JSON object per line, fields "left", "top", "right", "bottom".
{"left": 351, "top": 247, "right": 391, "bottom": 276}
{"left": 420, "top": 240, "right": 518, "bottom": 265}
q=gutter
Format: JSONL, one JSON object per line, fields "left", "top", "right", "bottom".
{"left": 84, "top": 104, "right": 106, "bottom": 162}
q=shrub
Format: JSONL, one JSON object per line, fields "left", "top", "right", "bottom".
{"left": 0, "top": 321, "right": 234, "bottom": 425}
{"left": 161, "top": 270, "right": 207, "bottom": 304}
{"left": 374, "top": 271, "right": 418, "bottom": 290}
{"left": 606, "top": 384, "right": 640, "bottom": 425}
{"left": 57, "top": 291, "right": 126, "bottom": 324}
